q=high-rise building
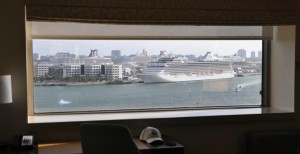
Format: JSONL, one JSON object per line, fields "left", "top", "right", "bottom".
{"left": 56, "top": 52, "right": 72, "bottom": 57}
{"left": 142, "top": 49, "right": 148, "bottom": 56}
{"left": 258, "top": 51, "right": 262, "bottom": 60}
{"left": 251, "top": 51, "right": 256, "bottom": 58}
{"left": 33, "top": 53, "right": 40, "bottom": 60}
{"left": 237, "top": 49, "right": 247, "bottom": 58}
{"left": 111, "top": 50, "right": 121, "bottom": 59}
{"left": 40, "top": 56, "right": 51, "bottom": 62}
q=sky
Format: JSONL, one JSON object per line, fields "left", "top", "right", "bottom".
{"left": 33, "top": 39, "right": 262, "bottom": 57}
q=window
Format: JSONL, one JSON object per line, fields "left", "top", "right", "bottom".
{"left": 27, "top": 22, "right": 268, "bottom": 114}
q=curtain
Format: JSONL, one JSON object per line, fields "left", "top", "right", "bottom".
{"left": 25, "top": 0, "right": 297, "bottom": 25}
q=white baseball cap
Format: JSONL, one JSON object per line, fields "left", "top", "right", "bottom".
{"left": 139, "top": 127, "right": 163, "bottom": 144}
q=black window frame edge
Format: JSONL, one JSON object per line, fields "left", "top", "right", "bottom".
{"left": 262, "top": 40, "right": 270, "bottom": 107}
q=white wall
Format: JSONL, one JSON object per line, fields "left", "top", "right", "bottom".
{"left": 271, "top": 26, "right": 295, "bottom": 111}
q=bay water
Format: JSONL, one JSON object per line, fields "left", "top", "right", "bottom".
{"left": 34, "top": 75, "right": 261, "bottom": 113}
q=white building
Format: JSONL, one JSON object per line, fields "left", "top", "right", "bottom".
{"left": 37, "top": 64, "right": 53, "bottom": 77}
{"left": 83, "top": 65, "right": 102, "bottom": 77}
{"left": 123, "top": 67, "right": 131, "bottom": 76}
{"left": 63, "top": 64, "right": 81, "bottom": 78}
{"left": 105, "top": 65, "right": 123, "bottom": 80}
{"left": 39, "top": 63, "right": 122, "bottom": 79}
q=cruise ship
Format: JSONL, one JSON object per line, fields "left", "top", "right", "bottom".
{"left": 139, "top": 52, "right": 235, "bottom": 83}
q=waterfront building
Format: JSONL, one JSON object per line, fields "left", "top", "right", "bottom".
{"left": 36, "top": 50, "right": 114, "bottom": 78}
{"left": 48, "top": 65, "right": 64, "bottom": 79}
{"left": 123, "top": 67, "right": 131, "bottom": 76}
{"left": 83, "top": 64, "right": 102, "bottom": 77}
{"left": 63, "top": 64, "right": 81, "bottom": 78}
{"left": 37, "top": 63, "right": 53, "bottom": 77}
{"left": 105, "top": 65, "right": 123, "bottom": 80}
{"left": 49, "top": 55, "right": 112, "bottom": 65}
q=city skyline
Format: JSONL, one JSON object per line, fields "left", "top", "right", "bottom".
{"left": 33, "top": 39, "right": 262, "bottom": 57}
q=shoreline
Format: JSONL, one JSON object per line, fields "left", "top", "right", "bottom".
{"left": 235, "top": 73, "right": 262, "bottom": 77}
{"left": 34, "top": 74, "right": 261, "bottom": 87}
{"left": 34, "top": 80, "right": 141, "bottom": 86}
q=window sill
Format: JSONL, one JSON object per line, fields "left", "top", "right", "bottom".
{"left": 28, "top": 107, "right": 294, "bottom": 124}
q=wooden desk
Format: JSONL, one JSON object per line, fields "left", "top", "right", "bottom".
{"left": 0, "top": 146, "right": 38, "bottom": 154}
{"left": 38, "top": 138, "right": 184, "bottom": 154}
{"left": 38, "top": 142, "right": 81, "bottom": 154}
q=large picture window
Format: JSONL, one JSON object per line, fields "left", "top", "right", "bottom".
{"left": 31, "top": 39, "right": 263, "bottom": 113}
{"left": 27, "top": 22, "right": 266, "bottom": 114}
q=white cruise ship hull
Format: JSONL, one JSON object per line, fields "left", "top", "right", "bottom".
{"left": 140, "top": 72, "right": 235, "bottom": 83}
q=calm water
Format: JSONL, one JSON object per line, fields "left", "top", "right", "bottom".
{"left": 34, "top": 75, "right": 262, "bottom": 113}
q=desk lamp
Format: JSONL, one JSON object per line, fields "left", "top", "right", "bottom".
{"left": 0, "top": 75, "right": 12, "bottom": 150}
{"left": 0, "top": 75, "right": 12, "bottom": 104}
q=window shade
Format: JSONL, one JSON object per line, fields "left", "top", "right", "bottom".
{"left": 28, "top": 21, "right": 273, "bottom": 40}
{"left": 25, "top": 0, "right": 297, "bottom": 25}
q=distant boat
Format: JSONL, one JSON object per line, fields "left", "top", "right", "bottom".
{"left": 235, "top": 80, "right": 261, "bottom": 92}
{"left": 59, "top": 99, "right": 72, "bottom": 105}
{"left": 235, "top": 74, "right": 245, "bottom": 77}
{"left": 235, "top": 84, "right": 243, "bottom": 92}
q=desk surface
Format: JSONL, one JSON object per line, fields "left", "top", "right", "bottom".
{"left": 0, "top": 146, "right": 38, "bottom": 154}
{"left": 38, "top": 138, "right": 183, "bottom": 154}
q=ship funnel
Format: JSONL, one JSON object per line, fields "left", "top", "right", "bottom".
{"left": 88, "top": 49, "right": 99, "bottom": 57}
